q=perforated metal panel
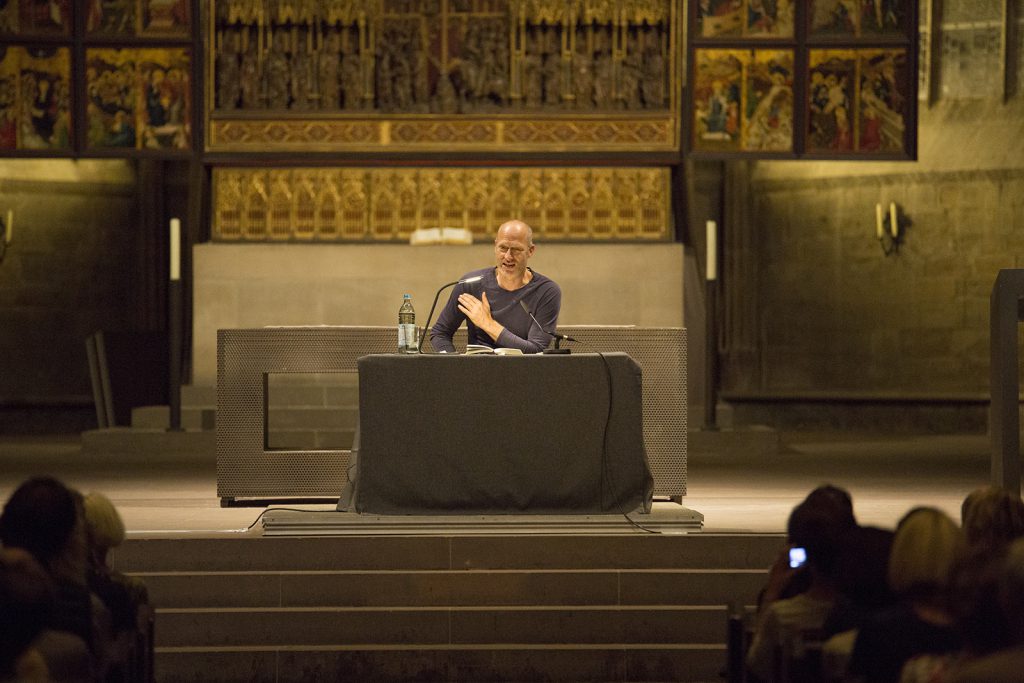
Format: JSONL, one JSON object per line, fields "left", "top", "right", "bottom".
{"left": 217, "top": 326, "right": 686, "bottom": 501}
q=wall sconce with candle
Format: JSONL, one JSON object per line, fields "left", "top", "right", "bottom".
{"left": 876, "top": 202, "right": 905, "bottom": 256}
{"left": 0, "top": 209, "right": 12, "bottom": 265}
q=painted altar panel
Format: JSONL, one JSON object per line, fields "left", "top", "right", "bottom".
{"left": 0, "top": 45, "right": 71, "bottom": 151}
{"left": 206, "top": 0, "right": 681, "bottom": 152}
{"left": 689, "top": 0, "right": 917, "bottom": 159}
{"left": 85, "top": 47, "right": 192, "bottom": 151}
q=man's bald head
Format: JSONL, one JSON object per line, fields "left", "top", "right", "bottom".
{"left": 496, "top": 220, "right": 533, "bottom": 247}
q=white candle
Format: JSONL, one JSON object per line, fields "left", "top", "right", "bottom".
{"left": 889, "top": 202, "right": 899, "bottom": 239}
{"left": 875, "top": 203, "right": 883, "bottom": 239}
{"left": 706, "top": 220, "right": 717, "bottom": 281}
{"left": 169, "top": 218, "right": 181, "bottom": 281}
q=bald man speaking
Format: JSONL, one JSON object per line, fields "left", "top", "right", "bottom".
{"left": 429, "top": 219, "right": 562, "bottom": 354}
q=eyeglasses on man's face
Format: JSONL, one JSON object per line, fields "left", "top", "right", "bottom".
{"left": 495, "top": 243, "right": 527, "bottom": 256}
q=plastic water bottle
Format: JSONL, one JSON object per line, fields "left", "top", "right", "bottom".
{"left": 398, "top": 294, "right": 417, "bottom": 353}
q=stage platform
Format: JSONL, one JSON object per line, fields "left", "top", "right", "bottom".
{"left": 260, "top": 506, "right": 705, "bottom": 536}
{"left": 0, "top": 429, "right": 994, "bottom": 537}
{"left": 0, "top": 430, "right": 998, "bottom": 682}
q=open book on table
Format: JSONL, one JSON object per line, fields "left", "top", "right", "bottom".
{"left": 465, "top": 344, "right": 523, "bottom": 356}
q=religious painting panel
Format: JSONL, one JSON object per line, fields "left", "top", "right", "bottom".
{"left": 86, "top": 47, "right": 191, "bottom": 152}
{"left": 0, "top": 47, "right": 16, "bottom": 150}
{"left": 696, "top": 0, "right": 743, "bottom": 38}
{"left": 0, "top": 0, "right": 17, "bottom": 34}
{"left": 86, "top": 0, "right": 136, "bottom": 35}
{"left": 742, "top": 49, "right": 794, "bottom": 153}
{"left": 809, "top": 0, "right": 910, "bottom": 39}
{"left": 692, "top": 49, "right": 743, "bottom": 152}
{"left": 689, "top": 1, "right": 916, "bottom": 158}
{"left": 86, "top": 49, "right": 137, "bottom": 150}
{"left": 138, "top": 49, "right": 191, "bottom": 150}
{"left": 746, "top": 0, "right": 795, "bottom": 38}
{"left": 807, "top": 49, "right": 856, "bottom": 153}
{"left": 0, "top": 46, "right": 72, "bottom": 151}
{"left": 857, "top": 48, "right": 909, "bottom": 153}
{"left": 141, "top": 0, "right": 190, "bottom": 35}
{"left": 15, "top": 0, "right": 70, "bottom": 35}
{"left": 809, "top": 0, "right": 860, "bottom": 38}
{"left": 696, "top": 1, "right": 794, "bottom": 39}
{"left": 858, "top": 0, "right": 906, "bottom": 36}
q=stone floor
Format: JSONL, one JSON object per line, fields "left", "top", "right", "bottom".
{"left": 0, "top": 430, "right": 995, "bottom": 538}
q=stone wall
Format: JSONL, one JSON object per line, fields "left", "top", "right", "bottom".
{"left": 720, "top": 97, "right": 1024, "bottom": 429}
{"left": 0, "top": 161, "right": 138, "bottom": 432}
{"left": 191, "top": 242, "right": 686, "bottom": 383}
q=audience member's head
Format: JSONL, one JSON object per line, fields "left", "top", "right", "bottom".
{"left": 961, "top": 486, "right": 1024, "bottom": 552}
{"left": 788, "top": 499, "right": 842, "bottom": 579}
{"left": 0, "top": 476, "right": 78, "bottom": 568}
{"left": 83, "top": 492, "right": 126, "bottom": 567}
{"left": 803, "top": 484, "right": 857, "bottom": 530}
{"left": 0, "top": 547, "right": 55, "bottom": 676}
{"left": 888, "top": 506, "right": 964, "bottom": 604}
{"left": 950, "top": 546, "right": 1012, "bottom": 656}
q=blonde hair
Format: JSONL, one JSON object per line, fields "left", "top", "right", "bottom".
{"left": 83, "top": 492, "right": 126, "bottom": 550}
{"left": 888, "top": 507, "right": 963, "bottom": 598}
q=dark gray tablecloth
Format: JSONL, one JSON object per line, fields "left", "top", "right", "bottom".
{"left": 348, "top": 352, "right": 653, "bottom": 515}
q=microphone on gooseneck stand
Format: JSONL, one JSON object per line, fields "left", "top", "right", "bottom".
{"left": 418, "top": 275, "right": 484, "bottom": 352}
{"left": 519, "top": 301, "right": 575, "bottom": 354}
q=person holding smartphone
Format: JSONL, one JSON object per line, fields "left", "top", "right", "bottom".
{"left": 746, "top": 501, "right": 843, "bottom": 682}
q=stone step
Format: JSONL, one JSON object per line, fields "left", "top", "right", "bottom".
{"left": 111, "top": 535, "right": 784, "bottom": 573}
{"left": 154, "top": 644, "right": 726, "bottom": 683}
{"left": 154, "top": 605, "right": 726, "bottom": 648}
{"left": 137, "top": 569, "right": 766, "bottom": 609}
{"left": 126, "top": 534, "right": 778, "bottom": 682}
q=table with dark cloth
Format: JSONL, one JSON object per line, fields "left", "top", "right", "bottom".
{"left": 345, "top": 352, "right": 653, "bottom": 515}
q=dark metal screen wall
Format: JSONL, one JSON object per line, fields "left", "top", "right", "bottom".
{"left": 217, "top": 326, "right": 686, "bottom": 503}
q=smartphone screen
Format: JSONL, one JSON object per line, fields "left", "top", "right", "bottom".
{"left": 788, "top": 546, "right": 807, "bottom": 569}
